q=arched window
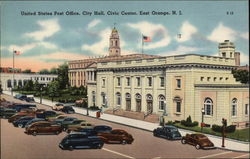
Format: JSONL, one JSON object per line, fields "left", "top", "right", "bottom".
{"left": 204, "top": 98, "right": 213, "bottom": 116}
{"left": 116, "top": 92, "right": 121, "bottom": 106}
{"left": 158, "top": 95, "right": 165, "bottom": 110}
{"left": 101, "top": 92, "right": 106, "bottom": 106}
{"left": 146, "top": 94, "right": 153, "bottom": 101}
{"left": 7, "top": 79, "right": 12, "bottom": 88}
{"left": 232, "top": 98, "right": 237, "bottom": 116}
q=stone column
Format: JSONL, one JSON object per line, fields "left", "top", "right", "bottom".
{"left": 141, "top": 76, "right": 146, "bottom": 112}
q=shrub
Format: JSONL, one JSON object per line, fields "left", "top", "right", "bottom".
{"left": 212, "top": 124, "right": 236, "bottom": 133}
{"left": 180, "top": 116, "right": 199, "bottom": 127}
{"left": 89, "top": 106, "right": 100, "bottom": 110}
{"left": 165, "top": 121, "right": 175, "bottom": 125}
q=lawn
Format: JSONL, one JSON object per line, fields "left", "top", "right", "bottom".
{"left": 174, "top": 123, "right": 250, "bottom": 142}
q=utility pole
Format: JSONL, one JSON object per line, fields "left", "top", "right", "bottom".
{"left": 222, "top": 118, "right": 227, "bottom": 148}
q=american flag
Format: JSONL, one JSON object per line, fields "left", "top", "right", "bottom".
{"left": 143, "top": 35, "right": 151, "bottom": 42}
{"left": 14, "top": 50, "right": 21, "bottom": 55}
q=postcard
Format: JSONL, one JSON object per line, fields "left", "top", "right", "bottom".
{"left": 0, "top": 0, "right": 249, "bottom": 159}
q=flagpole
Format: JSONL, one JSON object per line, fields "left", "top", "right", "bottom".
{"left": 141, "top": 34, "right": 144, "bottom": 55}
{"left": 12, "top": 49, "right": 14, "bottom": 96}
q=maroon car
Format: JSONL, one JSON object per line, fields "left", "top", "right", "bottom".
{"left": 25, "top": 121, "right": 63, "bottom": 136}
{"left": 98, "top": 129, "right": 134, "bottom": 144}
{"left": 181, "top": 133, "right": 215, "bottom": 150}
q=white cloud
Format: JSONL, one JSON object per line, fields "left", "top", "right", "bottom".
{"left": 81, "top": 28, "right": 110, "bottom": 55}
{"left": 240, "top": 32, "right": 249, "bottom": 40}
{"left": 87, "top": 19, "right": 101, "bottom": 29}
{"left": 39, "top": 52, "right": 88, "bottom": 61}
{"left": 158, "top": 45, "right": 202, "bottom": 56}
{"left": 127, "top": 21, "right": 171, "bottom": 50}
{"left": 239, "top": 51, "right": 249, "bottom": 65}
{"left": 8, "top": 43, "right": 37, "bottom": 53}
{"left": 39, "top": 42, "right": 57, "bottom": 49}
{"left": 24, "top": 19, "right": 60, "bottom": 41}
{"left": 208, "top": 23, "right": 237, "bottom": 43}
{"left": 176, "top": 21, "right": 197, "bottom": 42}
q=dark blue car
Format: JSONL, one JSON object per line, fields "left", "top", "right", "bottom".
{"left": 13, "top": 116, "right": 35, "bottom": 128}
{"left": 12, "top": 104, "right": 36, "bottom": 112}
{"left": 153, "top": 125, "right": 182, "bottom": 140}
{"left": 59, "top": 132, "right": 104, "bottom": 150}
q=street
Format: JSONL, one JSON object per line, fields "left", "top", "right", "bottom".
{"left": 1, "top": 94, "right": 249, "bottom": 159}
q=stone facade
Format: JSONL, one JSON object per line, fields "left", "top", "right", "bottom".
{"left": 0, "top": 73, "right": 57, "bottom": 91}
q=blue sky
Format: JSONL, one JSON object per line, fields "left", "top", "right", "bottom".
{"left": 1, "top": 1, "right": 249, "bottom": 71}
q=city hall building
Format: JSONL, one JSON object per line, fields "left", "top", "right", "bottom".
{"left": 68, "top": 28, "right": 249, "bottom": 128}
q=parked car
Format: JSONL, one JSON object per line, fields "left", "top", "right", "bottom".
{"left": 8, "top": 114, "right": 35, "bottom": 123}
{"left": 24, "top": 118, "right": 46, "bottom": 128}
{"left": 15, "top": 94, "right": 27, "bottom": 101}
{"left": 11, "top": 104, "right": 36, "bottom": 112}
{"left": 12, "top": 116, "right": 35, "bottom": 128}
{"left": 36, "top": 110, "right": 60, "bottom": 120}
{"left": 25, "top": 121, "right": 63, "bottom": 136}
{"left": 0, "top": 107, "right": 17, "bottom": 119}
{"left": 93, "top": 125, "right": 112, "bottom": 133}
{"left": 67, "top": 122, "right": 93, "bottom": 133}
{"left": 18, "top": 108, "right": 36, "bottom": 116}
{"left": 25, "top": 97, "right": 35, "bottom": 102}
{"left": 52, "top": 103, "right": 64, "bottom": 111}
{"left": 59, "top": 132, "right": 104, "bottom": 150}
{"left": 53, "top": 116, "right": 78, "bottom": 125}
{"left": 98, "top": 129, "right": 134, "bottom": 144}
{"left": 61, "top": 119, "right": 86, "bottom": 131}
{"left": 181, "top": 133, "right": 215, "bottom": 149}
{"left": 72, "top": 128, "right": 98, "bottom": 136}
{"left": 61, "top": 106, "right": 75, "bottom": 114}
{"left": 153, "top": 125, "right": 182, "bottom": 140}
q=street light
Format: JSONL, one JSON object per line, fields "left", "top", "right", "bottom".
{"left": 86, "top": 95, "right": 89, "bottom": 116}
{"left": 201, "top": 108, "right": 205, "bottom": 132}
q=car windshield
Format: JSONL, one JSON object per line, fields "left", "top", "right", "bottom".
{"left": 197, "top": 135, "right": 208, "bottom": 140}
{"left": 169, "top": 128, "right": 178, "bottom": 132}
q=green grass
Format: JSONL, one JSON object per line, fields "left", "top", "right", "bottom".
{"left": 173, "top": 123, "right": 250, "bottom": 142}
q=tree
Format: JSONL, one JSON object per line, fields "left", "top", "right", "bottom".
{"left": 39, "top": 69, "right": 50, "bottom": 74}
{"left": 23, "top": 80, "right": 34, "bottom": 91}
{"left": 47, "top": 80, "right": 60, "bottom": 101}
{"left": 22, "top": 69, "right": 32, "bottom": 73}
{"left": 57, "top": 63, "right": 69, "bottom": 89}
{"left": 50, "top": 67, "right": 58, "bottom": 74}
{"left": 232, "top": 69, "right": 249, "bottom": 84}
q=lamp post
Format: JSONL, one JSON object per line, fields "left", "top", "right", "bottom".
{"left": 222, "top": 118, "right": 227, "bottom": 148}
{"left": 86, "top": 95, "right": 89, "bottom": 116}
{"left": 201, "top": 108, "right": 205, "bottom": 132}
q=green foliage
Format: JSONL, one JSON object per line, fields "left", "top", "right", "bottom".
{"left": 39, "top": 69, "right": 50, "bottom": 74}
{"left": 50, "top": 67, "right": 58, "bottom": 74}
{"left": 212, "top": 124, "right": 236, "bottom": 133}
{"left": 23, "top": 80, "right": 34, "bottom": 91}
{"left": 181, "top": 116, "right": 199, "bottom": 127}
{"left": 57, "top": 63, "right": 69, "bottom": 89}
{"left": 232, "top": 69, "right": 249, "bottom": 84}
{"left": 89, "top": 106, "right": 100, "bottom": 110}
{"left": 165, "top": 121, "right": 175, "bottom": 125}
{"left": 47, "top": 80, "right": 60, "bottom": 100}
{"left": 22, "top": 69, "right": 32, "bottom": 73}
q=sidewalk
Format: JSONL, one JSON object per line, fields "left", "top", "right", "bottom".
{"left": 3, "top": 91, "right": 250, "bottom": 152}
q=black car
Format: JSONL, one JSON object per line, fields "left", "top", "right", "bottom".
{"left": 0, "top": 107, "right": 17, "bottom": 119}
{"left": 153, "top": 125, "right": 182, "bottom": 140}
{"left": 17, "top": 95, "right": 27, "bottom": 101}
{"left": 53, "top": 117, "right": 78, "bottom": 125}
{"left": 13, "top": 116, "right": 35, "bottom": 128}
{"left": 61, "top": 106, "right": 75, "bottom": 114}
{"left": 59, "top": 132, "right": 104, "bottom": 150}
{"left": 24, "top": 118, "right": 46, "bottom": 128}
{"left": 36, "top": 110, "right": 57, "bottom": 119}
{"left": 73, "top": 128, "right": 98, "bottom": 136}
{"left": 12, "top": 104, "right": 36, "bottom": 112}
{"left": 93, "top": 125, "right": 112, "bottom": 133}
{"left": 25, "top": 97, "right": 35, "bottom": 102}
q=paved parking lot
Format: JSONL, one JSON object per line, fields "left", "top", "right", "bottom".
{"left": 1, "top": 94, "right": 249, "bottom": 159}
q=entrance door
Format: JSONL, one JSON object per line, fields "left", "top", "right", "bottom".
{"left": 147, "top": 101, "right": 153, "bottom": 113}
{"left": 126, "top": 99, "right": 131, "bottom": 111}
{"left": 136, "top": 100, "right": 141, "bottom": 112}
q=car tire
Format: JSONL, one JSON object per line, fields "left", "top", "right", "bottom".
{"left": 195, "top": 144, "right": 201, "bottom": 150}
{"left": 69, "top": 146, "right": 73, "bottom": 151}
{"left": 67, "top": 130, "right": 71, "bottom": 134}
{"left": 181, "top": 139, "right": 186, "bottom": 144}
{"left": 121, "top": 140, "right": 127, "bottom": 145}
{"left": 153, "top": 132, "right": 157, "bottom": 137}
{"left": 55, "top": 131, "right": 60, "bottom": 135}
{"left": 32, "top": 131, "right": 37, "bottom": 136}
{"left": 96, "top": 143, "right": 103, "bottom": 149}
{"left": 18, "top": 124, "right": 23, "bottom": 128}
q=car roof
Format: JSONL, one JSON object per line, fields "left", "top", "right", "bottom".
{"left": 31, "top": 121, "right": 50, "bottom": 125}
{"left": 164, "top": 125, "right": 177, "bottom": 129}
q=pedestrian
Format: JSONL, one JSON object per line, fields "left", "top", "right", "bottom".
{"left": 100, "top": 106, "right": 104, "bottom": 114}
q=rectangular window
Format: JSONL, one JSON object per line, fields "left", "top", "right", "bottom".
{"left": 148, "top": 77, "right": 152, "bottom": 87}
{"left": 176, "top": 101, "right": 181, "bottom": 113}
{"left": 245, "top": 104, "right": 249, "bottom": 115}
{"left": 126, "top": 77, "right": 130, "bottom": 86}
{"left": 117, "top": 77, "right": 121, "bottom": 86}
{"left": 136, "top": 77, "right": 141, "bottom": 87}
{"left": 102, "top": 79, "right": 105, "bottom": 87}
{"left": 176, "top": 79, "right": 181, "bottom": 88}
{"left": 214, "top": 77, "right": 217, "bottom": 81}
{"left": 232, "top": 105, "right": 237, "bottom": 116}
{"left": 201, "top": 77, "right": 204, "bottom": 81}
{"left": 160, "top": 77, "right": 165, "bottom": 87}
{"left": 207, "top": 77, "right": 211, "bottom": 81}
